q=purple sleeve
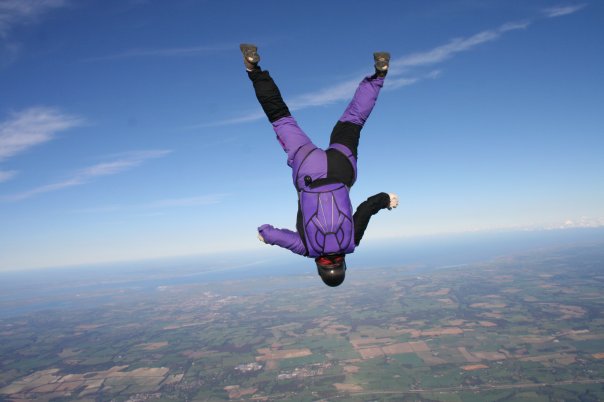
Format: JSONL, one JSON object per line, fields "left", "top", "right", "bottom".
{"left": 258, "top": 224, "right": 306, "bottom": 256}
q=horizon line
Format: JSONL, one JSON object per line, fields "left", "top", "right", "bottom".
{"left": 1, "top": 224, "right": 602, "bottom": 273}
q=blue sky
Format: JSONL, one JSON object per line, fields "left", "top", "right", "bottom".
{"left": 0, "top": 0, "right": 602, "bottom": 271}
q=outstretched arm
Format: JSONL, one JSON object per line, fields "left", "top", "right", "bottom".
{"left": 258, "top": 224, "right": 307, "bottom": 256}
{"left": 353, "top": 193, "right": 398, "bottom": 245}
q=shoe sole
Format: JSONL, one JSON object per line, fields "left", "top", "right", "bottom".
{"left": 240, "top": 43, "right": 260, "bottom": 64}
{"left": 374, "top": 52, "right": 390, "bottom": 72}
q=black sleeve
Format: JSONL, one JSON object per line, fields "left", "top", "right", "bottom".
{"left": 353, "top": 192, "right": 391, "bottom": 246}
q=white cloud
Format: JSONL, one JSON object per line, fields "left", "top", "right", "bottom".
{"left": 199, "top": 78, "right": 363, "bottom": 127}
{"left": 0, "top": 169, "right": 17, "bottom": 182}
{"left": 195, "top": 110, "right": 267, "bottom": 127}
{"left": 288, "top": 78, "right": 361, "bottom": 110}
{"left": 77, "top": 150, "right": 170, "bottom": 177}
{"left": 73, "top": 193, "right": 229, "bottom": 213}
{"left": 1, "top": 149, "right": 171, "bottom": 201}
{"left": 204, "top": 7, "right": 583, "bottom": 128}
{"left": 0, "top": 0, "right": 67, "bottom": 39}
{"left": 557, "top": 216, "right": 604, "bottom": 229}
{"left": 389, "top": 20, "right": 530, "bottom": 73}
{"left": 202, "top": 71, "right": 433, "bottom": 127}
{"left": 468, "top": 217, "right": 604, "bottom": 232}
{"left": 0, "top": 107, "right": 83, "bottom": 161}
{"left": 145, "top": 194, "right": 227, "bottom": 208}
{"left": 208, "top": 20, "right": 533, "bottom": 127}
{"left": 542, "top": 4, "right": 586, "bottom": 18}
{"left": 0, "top": 0, "right": 69, "bottom": 64}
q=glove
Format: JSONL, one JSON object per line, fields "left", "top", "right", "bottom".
{"left": 258, "top": 224, "right": 273, "bottom": 243}
{"left": 388, "top": 193, "right": 399, "bottom": 210}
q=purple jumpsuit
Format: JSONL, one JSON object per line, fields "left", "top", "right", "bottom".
{"left": 249, "top": 68, "right": 386, "bottom": 256}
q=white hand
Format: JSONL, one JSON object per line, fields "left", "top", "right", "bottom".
{"left": 388, "top": 193, "right": 399, "bottom": 209}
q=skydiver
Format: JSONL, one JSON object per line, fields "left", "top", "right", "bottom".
{"left": 241, "top": 44, "right": 398, "bottom": 287}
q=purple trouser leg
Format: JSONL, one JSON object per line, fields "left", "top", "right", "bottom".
{"left": 324, "top": 75, "right": 384, "bottom": 185}
{"left": 339, "top": 75, "right": 384, "bottom": 126}
{"left": 272, "top": 75, "right": 384, "bottom": 190}
{"left": 272, "top": 116, "right": 314, "bottom": 168}
{"left": 272, "top": 116, "right": 327, "bottom": 190}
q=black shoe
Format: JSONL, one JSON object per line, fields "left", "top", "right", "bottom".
{"left": 373, "top": 52, "right": 390, "bottom": 77}
{"left": 240, "top": 43, "right": 260, "bottom": 70}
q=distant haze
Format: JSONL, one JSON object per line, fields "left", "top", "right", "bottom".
{"left": 2, "top": 227, "right": 603, "bottom": 318}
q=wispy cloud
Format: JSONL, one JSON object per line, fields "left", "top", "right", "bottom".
{"left": 288, "top": 79, "right": 362, "bottom": 110}
{"left": 1, "top": 149, "right": 171, "bottom": 201}
{"left": 0, "top": 0, "right": 69, "bottom": 64}
{"left": 288, "top": 69, "right": 438, "bottom": 110}
{"left": 0, "top": 107, "right": 82, "bottom": 182}
{"left": 198, "top": 71, "right": 435, "bottom": 128}
{"left": 0, "top": 0, "right": 67, "bottom": 39}
{"left": 0, "top": 107, "right": 83, "bottom": 161}
{"left": 0, "top": 169, "right": 17, "bottom": 183}
{"left": 542, "top": 4, "right": 586, "bottom": 18}
{"left": 207, "top": 20, "right": 531, "bottom": 127}
{"left": 387, "top": 70, "right": 444, "bottom": 90}
{"left": 196, "top": 111, "right": 267, "bottom": 127}
{"left": 389, "top": 20, "right": 530, "bottom": 74}
{"left": 197, "top": 77, "right": 367, "bottom": 127}
{"left": 145, "top": 194, "right": 227, "bottom": 208}
{"left": 84, "top": 43, "right": 233, "bottom": 62}
{"left": 207, "top": 5, "right": 586, "bottom": 128}
{"left": 74, "top": 193, "right": 229, "bottom": 213}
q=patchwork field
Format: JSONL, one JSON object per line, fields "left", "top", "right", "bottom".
{"left": 1, "top": 243, "right": 604, "bottom": 401}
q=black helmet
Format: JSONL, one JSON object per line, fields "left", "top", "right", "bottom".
{"left": 315, "top": 255, "right": 346, "bottom": 287}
